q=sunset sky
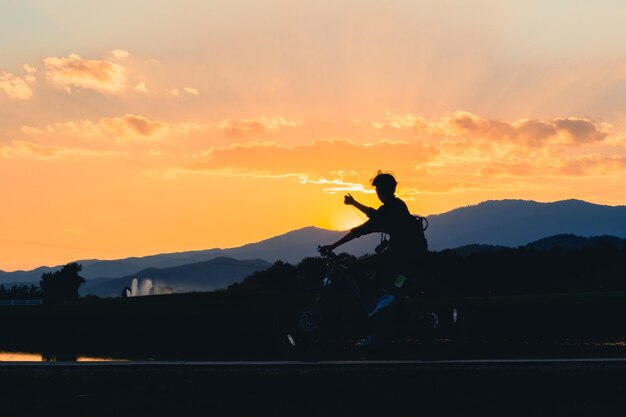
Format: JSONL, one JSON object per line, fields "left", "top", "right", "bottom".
{"left": 2, "top": 1, "right": 626, "bottom": 271}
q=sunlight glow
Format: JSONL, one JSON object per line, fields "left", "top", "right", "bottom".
{"left": 331, "top": 209, "right": 367, "bottom": 232}
{"left": 2, "top": 1, "right": 626, "bottom": 269}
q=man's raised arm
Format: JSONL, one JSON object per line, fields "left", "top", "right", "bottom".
{"left": 344, "top": 193, "right": 375, "bottom": 217}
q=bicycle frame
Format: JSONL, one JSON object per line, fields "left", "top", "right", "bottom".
{"left": 313, "top": 253, "right": 371, "bottom": 315}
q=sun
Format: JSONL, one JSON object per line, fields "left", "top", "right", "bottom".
{"left": 330, "top": 209, "right": 366, "bottom": 231}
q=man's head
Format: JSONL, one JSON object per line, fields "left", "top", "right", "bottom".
{"left": 371, "top": 171, "right": 397, "bottom": 202}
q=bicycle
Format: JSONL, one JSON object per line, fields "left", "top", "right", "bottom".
{"left": 284, "top": 248, "right": 469, "bottom": 359}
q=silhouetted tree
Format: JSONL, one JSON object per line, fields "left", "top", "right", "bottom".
{"left": 0, "top": 284, "right": 41, "bottom": 300}
{"left": 40, "top": 263, "right": 86, "bottom": 304}
{"left": 229, "top": 261, "right": 299, "bottom": 292}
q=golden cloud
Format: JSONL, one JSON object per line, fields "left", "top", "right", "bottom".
{"left": 399, "top": 181, "right": 495, "bottom": 195}
{"left": 376, "top": 111, "right": 610, "bottom": 146}
{"left": 0, "top": 140, "right": 123, "bottom": 160}
{"left": 23, "top": 119, "right": 103, "bottom": 138}
{"left": 44, "top": 53, "right": 127, "bottom": 93}
{"left": 217, "top": 116, "right": 303, "bottom": 136}
{"left": 23, "top": 64, "right": 37, "bottom": 76}
{"left": 477, "top": 162, "right": 539, "bottom": 177}
{"left": 100, "top": 114, "right": 164, "bottom": 139}
{"left": 134, "top": 82, "right": 149, "bottom": 93}
{"left": 478, "top": 154, "right": 626, "bottom": 178}
{"left": 22, "top": 114, "right": 205, "bottom": 142}
{"left": 553, "top": 118, "right": 609, "bottom": 143}
{"left": 124, "top": 108, "right": 626, "bottom": 199}
{"left": 176, "top": 139, "right": 437, "bottom": 187}
{"left": 183, "top": 87, "right": 200, "bottom": 96}
{"left": 170, "top": 87, "right": 200, "bottom": 97}
{"left": 0, "top": 65, "right": 37, "bottom": 100}
{"left": 111, "top": 49, "right": 130, "bottom": 60}
{"left": 156, "top": 138, "right": 506, "bottom": 196}
{"left": 557, "top": 155, "right": 626, "bottom": 177}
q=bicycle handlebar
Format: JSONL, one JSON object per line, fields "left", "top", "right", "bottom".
{"left": 317, "top": 245, "right": 338, "bottom": 259}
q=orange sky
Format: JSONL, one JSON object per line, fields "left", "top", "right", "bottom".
{"left": 2, "top": 1, "right": 626, "bottom": 271}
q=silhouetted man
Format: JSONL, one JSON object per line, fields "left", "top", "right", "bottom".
{"left": 320, "top": 171, "right": 427, "bottom": 346}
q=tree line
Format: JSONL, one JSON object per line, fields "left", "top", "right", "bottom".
{"left": 0, "top": 263, "right": 85, "bottom": 304}
{"left": 0, "top": 284, "right": 41, "bottom": 300}
{"left": 228, "top": 238, "right": 626, "bottom": 297}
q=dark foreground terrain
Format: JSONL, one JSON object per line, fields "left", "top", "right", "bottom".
{"left": 2, "top": 360, "right": 626, "bottom": 416}
{"left": 4, "top": 291, "right": 626, "bottom": 416}
{"left": 3, "top": 289, "right": 626, "bottom": 361}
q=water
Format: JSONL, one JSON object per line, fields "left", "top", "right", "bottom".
{"left": 0, "top": 351, "right": 127, "bottom": 362}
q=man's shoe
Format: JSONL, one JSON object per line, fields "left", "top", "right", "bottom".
{"left": 368, "top": 294, "right": 396, "bottom": 318}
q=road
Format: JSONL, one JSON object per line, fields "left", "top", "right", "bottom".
{"left": 2, "top": 358, "right": 626, "bottom": 416}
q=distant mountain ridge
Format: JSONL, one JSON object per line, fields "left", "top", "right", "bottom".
{"left": 525, "top": 234, "right": 626, "bottom": 251}
{"left": 452, "top": 234, "right": 626, "bottom": 256}
{"left": 0, "top": 227, "right": 379, "bottom": 284}
{"left": 80, "top": 257, "right": 271, "bottom": 297}
{"left": 2, "top": 199, "right": 626, "bottom": 286}
{"left": 425, "top": 199, "right": 626, "bottom": 250}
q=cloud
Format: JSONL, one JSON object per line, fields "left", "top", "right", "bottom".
{"left": 367, "top": 111, "right": 625, "bottom": 183}
{"left": 44, "top": 53, "right": 127, "bottom": 93}
{"left": 170, "top": 87, "right": 201, "bottom": 97}
{"left": 22, "top": 114, "right": 204, "bottom": 142}
{"left": 553, "top": 118, "right": 609, "bottom": 143}
{"left": 0, "top": 140, "right": 123, "bottom": 160}
{"left": 175, "top": 139, "right": 437, "bottom": 186}
{"left": 0, "top": 65, "right": 37, "bottom": 100}
{"left": 296, "top": 177, "right": 373, "bottom": 194}
{"left": 374, "top": 112, "right": 421, "bottom": 130}
{"left": 183, "top": 87, "right": 199, "bottom": 96}
{"left": 134, "top": 82, "right": 149, "bottom": 93}
{"left": 375, "top": 111, "right": 610, "bottom": 147}
{"left": 111, "top": 49, "right": 130, "bottom": 60}
{"left": 22, "top": 64, "right": 37, "bottom": 81}
{"left": 0, "top": 73, "right": 33, "bottom": 100}
{"left": 154, "top": 138, "right": 502, "bottom": 196}
{"left": 23, "top": 119, "right": 103, "bottom": 138}
{"left": 605, "top": 134, "right": 626, "bottom": 148}
{"left": 478, "top": 154, "right": 626, "bottom": 178}
{"left": 100, "top": 114, "right": 164, "bottom": 139}
{"left": 556, "top": 155, "right": 626, "bottom": 177}
{"left": 399, "top": 181, "right": 495, "bottom": 196}
{"left": 477, "top": 162, "right": 539, "bottom": 177}
{"left": 217, "top": 116, "right": 303, "bottom": 136}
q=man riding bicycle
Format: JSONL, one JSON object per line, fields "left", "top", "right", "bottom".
{"left": 319, "top": 171, "right": 427, "bottom": 347}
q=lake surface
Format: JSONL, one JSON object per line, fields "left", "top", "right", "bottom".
{"left": 0, "top": 351, "right": 127, "bottom": 362}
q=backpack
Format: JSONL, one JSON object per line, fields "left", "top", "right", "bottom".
{"left": 412, "top": 215, "right": 429, "bottom": 256}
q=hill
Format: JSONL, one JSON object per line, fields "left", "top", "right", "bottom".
{"left": 426, "top": 199, "right": 626, "bottom": 250}
{"left": 452, "top": 234, "right": 626, "bottom": 256}
{"left": 524, "top": 234, "right": 626, "bottom": 251}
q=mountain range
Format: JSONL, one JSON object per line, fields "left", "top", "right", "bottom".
{"left": 80, "top": 257, "right": 271, "bottom": 297}
{"left": 2, "top": 199, "right": 625, "bottom": 296}
{"left": 0, "top": 227, "right": 380, "bottom": 283}
{"left": 425, "top": 199, "right": 626, "bottom": 249}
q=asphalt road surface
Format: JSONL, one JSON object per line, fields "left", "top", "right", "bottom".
{"left": 2, "top": 358, "right": 626, "bottom": 416}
